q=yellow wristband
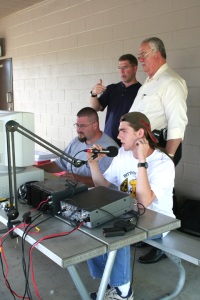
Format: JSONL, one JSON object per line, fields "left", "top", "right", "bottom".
{"left": 168, "top": 153, "right": 174, "bottom": 158}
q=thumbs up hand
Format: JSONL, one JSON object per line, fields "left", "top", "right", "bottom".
{"left": 91, "top": 79, "right": 106, "bottom": 96}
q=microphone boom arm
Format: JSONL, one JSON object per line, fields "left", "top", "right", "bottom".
{"left": 6, "top": 120, "right": 86, "bottom": 168}
{"left": 5, "top": 120, "right": 86, "bottom": 218}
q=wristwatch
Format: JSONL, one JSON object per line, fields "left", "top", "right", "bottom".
{"left": 90, "top": 91, "right": 97, "bottom": 97}
{"left": 138, "top": 162, "right": 148, "bottom": 169}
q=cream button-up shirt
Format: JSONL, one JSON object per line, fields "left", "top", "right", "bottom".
{"left": 129, "top": 63, "right": 188, "bottom": 140}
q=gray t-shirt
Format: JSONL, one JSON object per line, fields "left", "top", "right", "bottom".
{"left": 55, "top": 132, "right": 119, "bottom": 176}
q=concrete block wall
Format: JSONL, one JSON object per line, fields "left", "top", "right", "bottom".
{"left": 0, "top": 0, "right": 200, "bottom": 200}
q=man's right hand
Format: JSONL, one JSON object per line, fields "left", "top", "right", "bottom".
{"left": 92, "top": 79, "right": 106, "bottom": 95}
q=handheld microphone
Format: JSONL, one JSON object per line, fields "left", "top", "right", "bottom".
{"left": 84, "top": 146, "right": 118, "bottom": 157}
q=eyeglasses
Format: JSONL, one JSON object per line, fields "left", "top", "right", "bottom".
{"left": 138, "top": 49, "right": 154, "bottom": 60}
{"left": 117, "top": 65, "right": 134, "bottom": 70}
{"left": 73, "top": 122, "right": 95, "bottom": 129}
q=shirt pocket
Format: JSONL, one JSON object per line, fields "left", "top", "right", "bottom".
{"left": 138, "top": 94, "right": 163, "bottom": 116}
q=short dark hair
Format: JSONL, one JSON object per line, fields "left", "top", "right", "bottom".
{"left": 141, "top": 37, "right": 167, "bottom": 59}
{"left": 118, "top": 54, "right": 138, "bottom": 66}
{"left": 77, "top": 107, "right": 99, "bottom": 123}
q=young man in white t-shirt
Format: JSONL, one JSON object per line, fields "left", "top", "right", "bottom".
{"left": 87, "top": 111, "right": 175, "bottom": 300}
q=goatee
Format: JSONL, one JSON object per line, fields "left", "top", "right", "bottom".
{"left": 78, "top": 136, "right": 87, "bottom": 143}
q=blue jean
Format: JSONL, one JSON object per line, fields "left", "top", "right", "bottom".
{"left": 87, "top": 246, "right": 131, "bottom": 286}
{"left": 87, "top": 234, "right": 163, "bottom": 287}
{"left": 149, "top": 233, "right": 163, "bottom": 240}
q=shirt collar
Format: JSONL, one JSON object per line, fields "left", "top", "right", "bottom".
{"left": 146, "top": 63, "right": 168, "bottom": 82}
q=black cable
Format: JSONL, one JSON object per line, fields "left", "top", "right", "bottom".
{"left": 18, "top": 197, "right": 28, "bottom": 205}
{"left": 130, "top": 215, "right": 140, "bottom": 287}
{"left": 21, "top": 213, "right": 43, "bottom": 300}
{"left": 31, "top": 219, "right": 83, "bottom": 245}
{"left": 69, "top": 150, "right": 83, "bottom": 185}
{"left": 0, "top": 252, "right": 17, "bottom": 299}
{"left": 68, "top": 148, "right": 97, "bottom": 185}
{"left": 137, "top": 202, "right": 146, "bottom": 216}
{"left": 20, "top": 212, "right": 51, "bottom": 299}
{"left": 24, "top": 215, "right": 80, "bottom": 299}
{"left": 128, "top": 203, "right": 146, "bottom": 288}
{"left": 21, "top": 213, "right": 53, "bottom": 300}
{"left": 0, "top": 230, "right": 19, "bottom": 299}
{"left": 0, "top": 207, "right": 80, "bottom": 300}
{"left": 0, "top": 228, "right": 8, "bottom": 234}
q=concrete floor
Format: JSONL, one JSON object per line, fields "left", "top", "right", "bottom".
{"left": 0, "top": 222, "right": 200, "bottom": 300}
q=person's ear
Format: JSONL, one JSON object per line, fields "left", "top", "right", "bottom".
{"left": 155, "top": 51, "right": 161, "bottom": 60}
{"left": 138, "top": 128, "right": 145, "bottom": 138}
{"left": 93, "top": 121, "right": 98, "bottom": 129}
{"left": 133, "top": 65, "right": 138, "bottom": 71}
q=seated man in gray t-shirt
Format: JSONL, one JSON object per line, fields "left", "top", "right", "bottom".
{"left": 36, "top": 107, "right": 119, "bottom": 187}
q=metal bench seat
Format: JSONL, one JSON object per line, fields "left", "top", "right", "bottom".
{"left": 143, "top": 230, "right": 200, "bottom": 300}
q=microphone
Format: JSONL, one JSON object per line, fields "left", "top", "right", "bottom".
{"left": 84, "top": 146, "right": 118, "bottom": 157}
